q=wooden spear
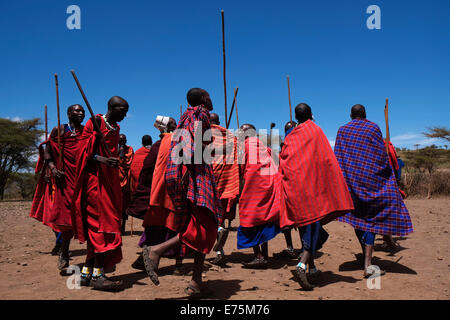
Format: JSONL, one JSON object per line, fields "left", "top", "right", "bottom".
{"left": 384, "top": 98, "right": 390, "bottom": 156}
{"left": 70, "top": 70, "right": 113, "bottom": 157}
{"left": 226, "top": 87, "right": 239, "bottom": 129}
{"left": 221, "top": 10, "right": 228, "bottom": 125}
{"left": 54, "top": 74, "right": 63, "bottom": 169}
{"left": 287, "top": 76, "right": 292, "bottom": 122}
{"left": 44, "top": 104, "right": 48, "bottom": 140}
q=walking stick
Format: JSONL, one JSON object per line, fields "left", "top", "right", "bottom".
{"left": 226, "top": 87, "right": 239, "bottom": 129}
{"left": 54, "top": 74, "right": 63, "bottom": 170}
{"left": 70, "top": 70, "right": 113, "bottom": 157}
{"left": 384, "top": 98, "right": 390, "bottom": 156}
{"left": 287, "top": 76, "right": 292, "bottom": 122}
{"left": 221, "top": 10, "right": 228, "bottom": 124}
{"left": 44, "top": 104, "right": 48, "bottom": 140}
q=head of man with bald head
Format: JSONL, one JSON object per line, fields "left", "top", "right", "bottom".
{"left": 210, "top": 113, "right": 220, "bottom": 125}
{"left": 187, "top": 88, "right": 213, "bottom": 111}
{"left": 240, "top": 123, "right": 257, "bottom": 138}
{"left": 295, "top": 103, "right": 313, "bottom": 124}
{"left": 107, "top": 96, "right": 129, "bottom": 124}
{"left": 350, "top": 104, "right": 366, "bottom": 120}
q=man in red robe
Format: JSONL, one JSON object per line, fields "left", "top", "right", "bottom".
{"left": 142, "top": 88, "right": 222, "bottom": 298}
{"left": 130, "top": 135, "right": 153, "bottom": 193}
{"left": 209, "top": 113, "right": 240, "bottom": 265}
{"left": 30, "top": 104, "right": 85, "bottom": 270}
{"left": 71, "top": 96, "right": 129, "bottom": 292}
{"left": 279, "top": 103, "right": 354, "bottom": 290}
{"left": 236, "top": 124, "right": 281, "bottom": 269}
{"left": 118, "top": 134, "right": 134, "bottom": 235}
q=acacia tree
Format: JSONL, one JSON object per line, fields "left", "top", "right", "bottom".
{"left": 423, "top": 126, "right": 450, "bottom": 142}
{"left": 403, "top": 145, "right": 448, "bottom": 198}
{"left": 0, "top": 118, "right": 43, "bottom": 200}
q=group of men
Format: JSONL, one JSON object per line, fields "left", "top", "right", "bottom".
{"left": 30, "top": 88, "right": 413, "bottom": 296}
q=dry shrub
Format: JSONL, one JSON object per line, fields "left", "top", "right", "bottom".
{"left": 402, "top": 170, "right": 450, "bottom": 197}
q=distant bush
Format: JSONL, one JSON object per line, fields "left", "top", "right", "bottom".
{"left": 402, "top": 170, "right": 450, "bottom": 198}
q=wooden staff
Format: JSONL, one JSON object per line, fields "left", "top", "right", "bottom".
{"left": 235, "top": 89, "right": 240, "bottom": 129}
{"left": 54, "top": 74, "right": 62, "bottom": 169}
{"left": 226, "top": 87, "right": 239, "bottom": 129}
{"left": 70, "top": 70, "right": 113, "bottom": 157}
{"left": 44, "top": 104, "right": 48, "bottom": 140}
{"left": 221, "top": 10, "right": 228, "bottom": 124}
{"left": 384, "top": 98, "right": 390, "bottom": 155}
{"left": 287, "top": 76, "right": 292, "bottom": 122}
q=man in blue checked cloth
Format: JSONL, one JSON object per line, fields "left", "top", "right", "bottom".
{"left": 334, "top": 104, "right": 413, "bottom": 278}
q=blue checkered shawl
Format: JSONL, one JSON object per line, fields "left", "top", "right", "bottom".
{"left": 334, "top": 119, "right": 413, "bottom": 236}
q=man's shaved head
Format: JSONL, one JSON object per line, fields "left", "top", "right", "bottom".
{"left": 187, "top": 88, "right": 213, "bottom": 110}
{"left": 167, "top": 117, "right": 177, "bottom": 132}
{"left": 108, "top": 96, "right": 129, "bottom": 110}
{"left": 210, "top": 113, "right": 220, "bottom": 125}
{"left": 294, "top": 103, "right": 313, "bottom": 124}
{"left": 351, "top": 104, "right": 366, "bottom": 120}
{"left": 107, "top": 96, "right": 129, "bottom": 123}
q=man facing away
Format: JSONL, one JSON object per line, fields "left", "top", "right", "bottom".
{"left": 142, "top": 88, "right": 222, "bottom": 299}
{"left": 334, "top": 104, "right": 413, "bottom": 278}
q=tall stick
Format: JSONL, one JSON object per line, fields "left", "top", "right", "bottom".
{"left": 70, "top": 70, "right": 113, "bottom": 157}
{"left": 54, "top": 74, "right": 62, "bottom": 169}
{"left": 235, "top": 89, "right": 240, "bottom": 129}
{"left": 384, "top": 98, "right": 390, "bottom": 155}
{"left": 287, "top": 76, "right": 292, "bottom": 122}
{"left": 44, "top": 104, "right": 48, "bottom": 140}
{"left": 221, "top": 10, "right": 228, "bottom": 125}
{"left": 226, "top": 87, "right": 239, "bottom": 129}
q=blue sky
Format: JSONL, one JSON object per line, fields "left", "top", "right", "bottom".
{"left": 1, "top": 0, "right": 449, "bottom": 151}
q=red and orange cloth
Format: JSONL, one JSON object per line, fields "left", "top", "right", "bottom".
{"left": 71, "top": 115, "right": 123, "bottom": 268}
{"left": 279, "top": 120, "right": 354, "bottom": 228}
{"left": 210, "top": 124, "right": 240, "bottom": 222}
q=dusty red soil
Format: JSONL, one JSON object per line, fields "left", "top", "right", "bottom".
{"left": 0, "top": 198, "right": 449, "bottom": 300}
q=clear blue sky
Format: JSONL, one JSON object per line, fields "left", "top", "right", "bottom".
{"left": 1, "top": 0, "right": 449, "bottom": 151}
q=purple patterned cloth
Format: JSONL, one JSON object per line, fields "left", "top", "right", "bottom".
{"left": 334, "top": 119, "right": 413, "bottom": 236}
{"left": 165, "top": 105, "right": 222, "bottom": 232}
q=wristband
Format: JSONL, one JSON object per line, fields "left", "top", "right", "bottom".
{"left": 93, "top": 154, "right": 98, "bottom": 161}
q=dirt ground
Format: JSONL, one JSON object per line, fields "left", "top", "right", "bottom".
{"left": 0, "top": 198, "right": 449, "bottom": 300}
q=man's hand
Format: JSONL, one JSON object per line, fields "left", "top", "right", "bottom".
{"left": 96, "top": 155, "right": 119, "bottom": 168}
{"left": 49, "top": 165, "right": 65, "bottom": 179}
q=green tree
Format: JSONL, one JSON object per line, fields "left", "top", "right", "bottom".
{"left": 0, "top": 118, "right": 43, "bottom": 200}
